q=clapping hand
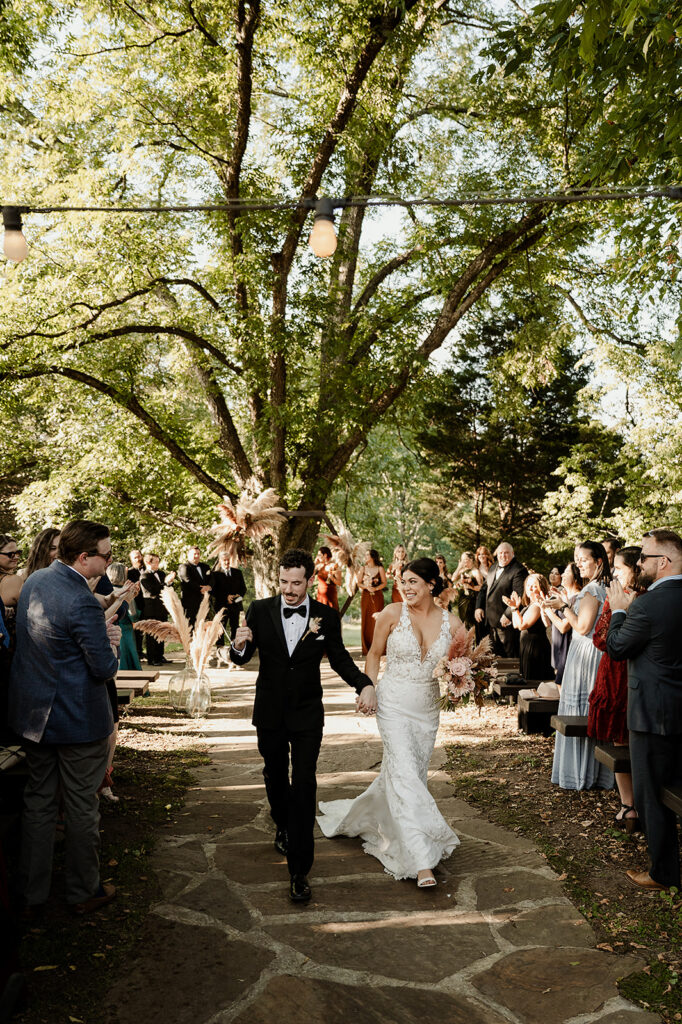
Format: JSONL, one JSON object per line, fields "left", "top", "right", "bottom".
{"left": 607, "top": 578, "right": 634, "bottom": 612}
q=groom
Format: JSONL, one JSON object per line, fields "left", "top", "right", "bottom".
{"left": 231, "top": 548, "right": 376, "bottom": 903}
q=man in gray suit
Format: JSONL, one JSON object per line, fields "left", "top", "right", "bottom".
{"left": 607, "top": 528, "right": 682, "bottom": 891}
{"left": 9, "top": 520, "right": 121, "bottom": 915}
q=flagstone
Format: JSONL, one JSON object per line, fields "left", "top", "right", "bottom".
{"left": 247, "top": 874, "right": 460, "bottom": 915}
{"left": 496, "top": 903, "right": 595, "bottom": 947}
{"left": 173, "top": 876, "right": 255, "bottom": 931}
{"left": 470, "top": 947, "right": 645, "bottom": 1024}
{"left": 231, "top": 975, "right": 512, "bottom": 1024}
{"left": 474, "top": 868, "right": 565, "bottom": 909}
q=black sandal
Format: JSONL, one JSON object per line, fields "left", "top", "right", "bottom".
{"left": 615, "top": 804, "right": 641, "bottom": 834}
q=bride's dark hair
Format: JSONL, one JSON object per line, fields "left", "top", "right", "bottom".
{"left": 404, "top": 557, "right": 446, "bottom": 597}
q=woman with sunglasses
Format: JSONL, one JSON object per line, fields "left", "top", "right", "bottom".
{"left": 0, "top": 535, "right": 23, "bottom": 649}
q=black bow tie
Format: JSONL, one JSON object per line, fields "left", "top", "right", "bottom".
{"left": 283, "top": 606, "right": 306, "bottom": 619}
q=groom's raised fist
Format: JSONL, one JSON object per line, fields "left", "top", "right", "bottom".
{"left": 233, "top": 614, "right": 252, "bottom": 651}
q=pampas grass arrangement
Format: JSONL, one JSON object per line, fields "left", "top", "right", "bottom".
{"left": 322, "top": 530, "right": 371, "bottom": 597}
{"left": 134, "top": 589, "right": 225, "bottom": 674}
{"left": 209, "top": 487, "right": 286, "bottom": 564}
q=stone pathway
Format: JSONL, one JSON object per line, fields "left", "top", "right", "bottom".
{"left": 103, "top": 658, "right": 661, "bottom": 1024}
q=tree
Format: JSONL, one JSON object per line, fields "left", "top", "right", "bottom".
{"left": 414, "top": 291, "right": 598, "bottom": 564}
{"left": 0, "top": 1, "right": 608, "bottom": 590}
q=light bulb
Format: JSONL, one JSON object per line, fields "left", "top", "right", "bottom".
{"left": 3, "top": 230, "right": 28, "bottom": 262}
{"left": 309, "top": 217, "right": 337, "bottom": 258}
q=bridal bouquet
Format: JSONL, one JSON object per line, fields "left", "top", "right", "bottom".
{"left": 433, "top": 626, "right": 497, "bottom": 711}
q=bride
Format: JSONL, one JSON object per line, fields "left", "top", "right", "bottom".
{"left": 317, "top": 557, "right": 460, "bottom": 887}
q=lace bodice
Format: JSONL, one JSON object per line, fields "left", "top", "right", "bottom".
{"left": 382, "top": 603, "right": 451, "bottom": 689}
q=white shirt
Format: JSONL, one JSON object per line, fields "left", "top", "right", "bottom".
{"left": 281, "top": 595, "right": 310, "bottom": 656}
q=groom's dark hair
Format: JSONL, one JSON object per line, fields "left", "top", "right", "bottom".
{"left": 279, "top": 548, "right": 315, "bottom": 579}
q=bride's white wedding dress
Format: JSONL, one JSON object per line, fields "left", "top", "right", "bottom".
{"left": 317, "top": 602, "right": 460, "bottom": 879}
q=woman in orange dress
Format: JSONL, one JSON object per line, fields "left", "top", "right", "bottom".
{"left": 387, "top": 545, "right": 406, "bottom": 603}
{"left": 358, "top": 549, "right": 387, "bottom": 655}
{"left": 315, "top": 546, "right": 341, "bottom": 611}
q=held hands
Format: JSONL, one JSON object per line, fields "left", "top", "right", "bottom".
{"left": 356, "top": 684, "right": 378, "bottom": 716}
{"left": 607, "top": 579, "right": 634, "bottom": 612}
{"left": 233, "top": 614, "right": 252, "bottom": 651}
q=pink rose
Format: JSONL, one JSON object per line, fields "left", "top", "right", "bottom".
{"left": 448, "top": 657, "right": 471, "bottom": 677}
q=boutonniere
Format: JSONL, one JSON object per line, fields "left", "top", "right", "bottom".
{"left": 301, "top": 617, "right": 322, "bottom": 643}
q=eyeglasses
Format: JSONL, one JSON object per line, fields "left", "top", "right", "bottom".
{"left": 85, "top": 549, "right": 113, "bottom": 562}
{"left": 638, "top": 552, "right": 670, "bottom": 563}
{"left": 0, "top": 550, "right": 20, "bottom": 558}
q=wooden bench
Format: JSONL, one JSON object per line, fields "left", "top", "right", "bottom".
{"left": 116, "top": 669, "right": 158, "bottom": 705}
{"left": 517, "top": 695, "right": 559, "bottom": 735}
{"left": 491, "top": 680, "right": 527, "bottom": 704}
{"left": 594, "top": 743, "right": 631, "bottom": 773}
{"left": 496, "top": 658, "right": 520, "bottom": 673}
{"left": 660, "top": 785, "right": 682, "bottom": 817}
{"left": 551, "top": 715, "right": 588, "bottom": 737}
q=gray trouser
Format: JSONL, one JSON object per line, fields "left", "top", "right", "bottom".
{"left": 21, "top": 736, "right": 110, "bottom": 906}
{"left": 630, "top": 729, "right": 682, "bottom": 888}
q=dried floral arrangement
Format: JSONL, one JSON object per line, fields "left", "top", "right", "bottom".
{"left": 208, "top": 487, "right": 287, "bottom": 565}
{"left": 433, "top": 626, "right": 497, "bottom": 711}
{"left": 134, "top": 590, "right": 225, "bottom": 676}
{"left": 322, "top": 529, "right": 370, "bottom": 597}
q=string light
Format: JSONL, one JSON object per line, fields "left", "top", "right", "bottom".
{"left": 2, "top": 207, "right": 28, "bottom": 262}
{"left": 2, "top": 186, "right": 681, "bottom": 262}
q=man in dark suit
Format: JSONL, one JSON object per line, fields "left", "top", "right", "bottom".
{"left": 139, "top": 553, "right": 177, "bottom": 665}
{"left": 231, "top": 548, "right": 377, "bottom": 903}
{"left": 474, "top": 542, "right": 528, "bottom": 658}
{"left": 606, "top": 528, "right": 682, "bottom": 891}
{"left": 210, "top": 551, "right": 247, "bottom": 642}
{"left": 9, "top": 520, "right": 121, "bottom": 915}
{"left": 177, "top": 546, "right": 212, "bottom": 626}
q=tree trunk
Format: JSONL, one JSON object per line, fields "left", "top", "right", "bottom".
{"left": 250, "top": 514, "right": 325, "bottom": 596}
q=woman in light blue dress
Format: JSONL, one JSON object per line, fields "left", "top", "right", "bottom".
{"left": 548, "top": 542, "right": 614, "bottom": 791}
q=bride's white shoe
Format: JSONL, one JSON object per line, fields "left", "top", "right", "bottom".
{"left": 416, "top": 869, "right": 437, "bottom": 888}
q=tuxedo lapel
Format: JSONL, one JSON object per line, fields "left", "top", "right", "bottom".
{"left": 487, "top": 566, "right": 504, "bottom": 595}
{"left": 268, "top": 597, "right": 289, "bottom": 657}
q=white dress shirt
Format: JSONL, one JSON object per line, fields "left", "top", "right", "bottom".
{"left": 281, "top": 595, "right": 310, "bottom": 656}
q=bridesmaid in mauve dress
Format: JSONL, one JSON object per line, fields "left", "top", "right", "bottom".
{"left": 314, "top": 546, "right": 341, "bottom": 611}
{"left": 388, "top": 545, "right": 407, "bottom": 604}
{"left": 358, "top": 549, "right": 387, "bottom": 655}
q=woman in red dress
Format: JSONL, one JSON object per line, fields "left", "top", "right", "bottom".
{"left": 588, "top": 546, "right": 643, "bottom": 831}
{"left": 387, "top": 545, "right": 406, "bottom": 603}
{"left": 358, "top": 549, "right": 387, "bottom": 655}
{"left": 315, "top": 546, "right": 341, "bottom": 611}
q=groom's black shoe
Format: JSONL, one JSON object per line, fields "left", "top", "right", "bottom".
{"left": 274, "top": 828, "right": 288, "bottom": 856}
{"left": 289, "top": 874, "right": 311, "bottom": 903}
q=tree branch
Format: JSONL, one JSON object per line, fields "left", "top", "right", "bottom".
{"left": 6, "top": 367, "right": 234, "bottom": 499}
{"left": 191, "top": 361, "right": 254, "bottom": 487}
{"left": 186, "top": 1, "right": 224, "bottom": 48}
{"left": 65, "top": 27, "right": 194, "bottom": 57}
{"left": 554, "top": 285, "right": 645, "bottom": 351}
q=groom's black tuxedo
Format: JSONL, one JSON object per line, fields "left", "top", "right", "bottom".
{"left": 230, "top": 595, "right": 371, "bottom": 876}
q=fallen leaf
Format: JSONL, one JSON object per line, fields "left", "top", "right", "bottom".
{"left": 34, "top": 965, "right": 58, "bottom": 972}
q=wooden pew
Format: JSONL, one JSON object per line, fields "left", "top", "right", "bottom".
{"left": 594, "top": 743, "right": 631, "bottom": 773}
{"left": 550, "top": 715, "right": 588, "bottom": 737}
{"left": 660, "top": 785, "right": 682, "bottom": 817}
{"left": 517, "top": 695, "right": 559, "bottom": 735}
{"left": 116, "top": 669, "right": 158, "bottom": 705}
{"left": 491, "top": 679, "right": 526, "bottom": 704}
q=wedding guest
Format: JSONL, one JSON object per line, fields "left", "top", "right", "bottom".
{"left": 8, "top": 520, "right": 120, "bottom": 915}
{"left": 178, "top": 545, "right": 211, "bottom": 626}
{"left": 548, "top": 541, "right": 613, "bottom": 791}
{"left": 106, "top": 562, "right": 141, "bottom": 671}
{"left": 210, "top": 551, "right": 247, "bottom": 641}
{"left": 0, "top": 535, "right": 23, "bottom": 648}
{"left": 602, "top": 537, "right": 622, "bottom": 569}
{"left": 606, "top": 528, "right": 682, "bottom": 891}
{"left": 508, "top": 574, "right": 554, "bottom": 681}
{"left": 358, "top": 549, "right": 387, "bottom": 655}
{"left": 548, "top": 566, "right": 562, "bottom": 589}
{"left": 542, "top": 562, "right": 582, "bottom": 686}
{"left": 128, "top": 549, "right": 145, "bottom": 660}
{"left": 314, "top": 547, "right": 341, "bottom": 611}
{"left": 476, "top": 546, "right": 494, "bottom": 575}
{"left": 451, "top": 551, "right": 484, "bottom": 628}
{"left": 139, "top": 554, "right": 177, "bottom": 665}
{"left": 23, "top": 528, "right": 61, "bottom": 578}
{"left": 475, "top": 542, "right": 528, "bottom": 657}
{"left": 434, "top": 554, "right": 451, "bottom": 587}
{"left": 588, "top": 546, "right": 643, "bottom": 832}
{"left": 387, "top": 545, "right": 407, "bottom": 604}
